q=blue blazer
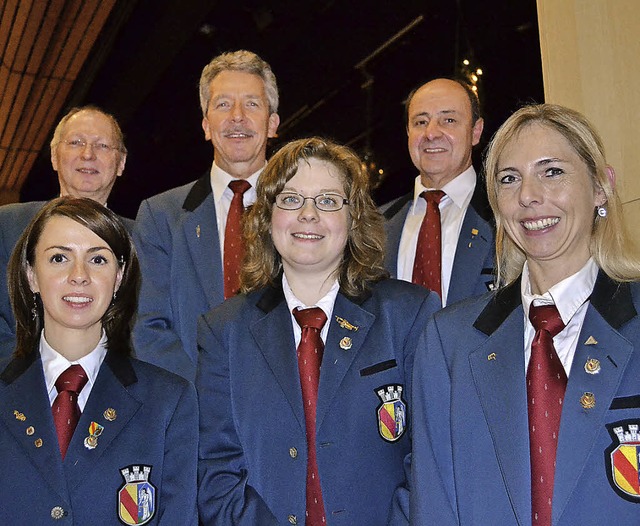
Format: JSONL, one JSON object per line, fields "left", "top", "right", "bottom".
{"left": 0, "top": 201, "right": 132, "bottom": 358}
{"left": 411, "top": 272, "right": 640, "bottom": 525}
{"left": 133, "top": 175, "right": 220, "bottom": 381}
{"left": 196, "top": 278, "right": 440, "bottom": 525}
{"left": 381, "top": 182, "right": 495, "bottom": 305}
{"left": 0, "top": 349, "right": 197, "bottom": 525}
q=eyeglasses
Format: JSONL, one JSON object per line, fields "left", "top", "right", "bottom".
{"left": 275, "top": 192, "right": 349, "bottom": 212}
{"left": 61, "top": 139, "right": 120, "bottom": 154}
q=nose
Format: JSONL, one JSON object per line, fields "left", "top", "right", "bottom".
{"left": 69, "top": 260, "right": 90, "bottom": 285}
{"left": 230, "top": 102, "right": 246, "bottom": 122}
{"left": 518, "top": 174, "right": 543, "bottom": 207}
{"left": 297, "top": 198, "right": 319, "bottom": 221}
{"left": 80, "top": 142, "right": 97, "bottom": 160}
{"left": 425, "top": 119, "right": 443, "bottom": 140}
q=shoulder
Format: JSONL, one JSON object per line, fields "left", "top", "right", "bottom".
{"left": 361, "top": 278, "right": 440, "bottom": 316}
{"left": 129, "top": 358, "right": 195, "bottom": 396}
{"left": 0, "top": 200, "right": 45, "bottom": 222}
{"left": 200, "top": 290, "right": 263, "bottom": 328}
{"left": 379, "top": 193, "right": 412, "bottom": 219}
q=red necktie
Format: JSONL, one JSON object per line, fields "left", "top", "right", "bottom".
{"left": 412, "top": 190, "right": 445, "bottom": 298}
{"left": 224, "top": 180, "right": 251, "bottom": 299}
{"left": 52, "top": 364, "right": 88, "bottom": 459}
{"left": 527, "top": 304, "right": 567, "bottom": 526}
{"left": 293, "top": 307, "right": 328, "bottom": 526}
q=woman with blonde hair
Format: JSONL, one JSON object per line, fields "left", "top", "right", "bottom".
{"left": 411, "top": 104, "right": 640, "bottom": 525}
{"left": 197, "top": 137, "right": 439, "bottom": 525}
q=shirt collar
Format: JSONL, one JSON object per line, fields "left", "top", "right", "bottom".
{"left": 210, "top": 161, "right": 263, "bottom": 199}
{"left": 282, "top": 272, "right": 340, "bottom": 319}
{"left": 521, "top": 258, "right": 599, "bottom": 324}
{"left": 41, "top": 330, "right": 108, "bottom": 395}
{"left": 411, "top": 165, "right": 476, "bottom": 213}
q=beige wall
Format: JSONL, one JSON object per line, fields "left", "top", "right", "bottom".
{"left": 537, "top": 0, "right": 640, "bottom": 225}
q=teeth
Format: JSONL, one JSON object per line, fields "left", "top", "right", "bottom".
{"left": 293, "top": 233, "right": 322, "bottom": 240}
{"left": 227, "top": 133, "right": 250, "bottom": 138}
{"left": 63, "top": 296, "right": 92, "bottom": 304}
{"left": 425, "top": 147, "right": 445, "bottom": 153}
{"left": 522, "top": 217, "right": 559, "bottom": 231}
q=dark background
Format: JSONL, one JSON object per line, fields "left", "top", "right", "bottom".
{"left": 22, "top": 0, "right": 544, "bottom": 219}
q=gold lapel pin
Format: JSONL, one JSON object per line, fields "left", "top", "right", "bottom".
{"left": 196, "top": 225, "right": 201, "bottom": 238}
{"left": 103, "top": 408, "right": 117, "bottom": 421}
{"left": 585, "top": 358, "right": 601, "bottom": 375}
{"left": 339, "top": 337, "right": 352, "bottom": 350}
{"left": 487, "top": 353, "right": 496, "bottom": 361}
{"left": 26, "top": 426, "right": 34, "bottom": 436}
{"left": 580, "top": 392, "right": 596, "bottom": 409}
{"left": 335, "top": 316, "right": 358, "bottom": 331}
{"left": 584, "top": 335, "right": 598, "bottom": 345}
{"left": 13, "top": 410, "right": 26, "bottom": 421}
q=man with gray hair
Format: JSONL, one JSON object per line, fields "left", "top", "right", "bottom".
{"left": 0, "top": 105, "right": 130, "bottom": 357}
{"left": 133, "top": 50, "right": 280, "bottom": 380}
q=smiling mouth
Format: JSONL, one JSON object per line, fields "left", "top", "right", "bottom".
{"left": 293, "top": 233, "right": 323, "bottom": 240}
{"left": 225, "top": 130, "right": 254, "bottom": 139}
{"left": 423, "top": 147, "right": 446, "bottom": 153}
{"left": 522, "top": 217, "right": 560, "bottom": 231}
{"left": 63, "top": 296, "right": 93, "bottom": 304}
{"left": 76, "top": 168, "right": 99, "bottom": 174}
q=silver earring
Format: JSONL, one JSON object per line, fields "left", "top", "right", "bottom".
{"left": 597, "top": 206, "right": 607, "bottom": 217}
{"left": 113, "top": 290, "right": 117, "bottom": 301}
{"left": 31, "top": 293, "right": 38, "bottom": 321}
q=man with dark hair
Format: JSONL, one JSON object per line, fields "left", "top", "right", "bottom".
{"left": 0, "top": 105, "right": 130, "bottom": 356}
{"left": 133, "top": 50, "right": 280, "bottom": 380}
{"left": 382, "top": 78, "right": 494, "bottom": 306}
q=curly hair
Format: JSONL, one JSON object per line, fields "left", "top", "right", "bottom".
{"left": 484, "top": 103, "right": 640, "bottom": 285}
{"left": 241, "top": 137, "right": 388, "bottom": 297}
{"left": 8, "top": 197, "right": 140, "bottom": 358}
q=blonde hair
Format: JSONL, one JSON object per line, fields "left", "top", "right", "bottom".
{"left": 241, "top": 137, "right": 388, "bottom": 296}
{"left": 484, "top": 103, "right": 640, "bottom": 285}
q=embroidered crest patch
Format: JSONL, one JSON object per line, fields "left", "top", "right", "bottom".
{"left": 118, "top": 465, "right": 156, "bottom": 525}
{"left": 375, "top": 384, "right": 407, "bottom": 442}
{"left": 605, "top": 420, "right": 640, "bottom": 503}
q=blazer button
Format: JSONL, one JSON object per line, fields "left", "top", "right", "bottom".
{"left": 51, "top": 506, "right": 66, "bottom": 520}
{"left": 289, "top": 447, "right": 298, "bottom": 459}
{"left": 288, "top": 515, "right": 297, "bottom": 524}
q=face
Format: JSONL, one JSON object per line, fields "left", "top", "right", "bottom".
{"left": 51, "top": 110, "right": 126, "bottom": 205}
{"left": 27, "top": 216, "right": 124, "bottom": 350}
{"left": 271, "top": 158, "right": 350, "bottom": 281}
{"left": 407, "top": 79, "right": 483, "bottom": 188}
{"left": 202, "top": 70, "right": 280, "bottom": 179}
{"left": 495, "top": 123, "right": 605, "bottom": 284}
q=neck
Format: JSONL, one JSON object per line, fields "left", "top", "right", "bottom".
{"left": 527, "top": 256, "right": 590, "bottom": 295}
{"left": 215, "top": 158, "right": 264, "bottom": 180}
{"left": 284, "top": 267, "right": 337, "bottom": 306}
{"left": 43, "top": 323, "right": 102, "bottom": 362}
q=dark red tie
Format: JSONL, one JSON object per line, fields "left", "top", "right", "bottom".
{"left": 224, "top": 180, "right": 251, "bottom": 299}
{"left": 293, "top": 307, "right": 328, "bottom": 526}
{"left": 527, "top": 304, "right": 567, "bottom": 526}
{"left": 52, "top": 364, "right": 88, "bottom": 459}
{"left": 412, "top": 190, "right": 445, "bottom": 298}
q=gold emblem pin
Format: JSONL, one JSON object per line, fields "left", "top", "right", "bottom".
{"left": 580, "top": 392, "right": 596, "bottom": 409}
{"left": 196, "top": 225, "right": 201, "bottom": 238}
{"left": 339, "top": 337, "right": 352, "bottom": 350}
{"left": 13, "top": 410, "right": 26, "bottom": 421}
{"left": 585, "top": 358, "right": 601, "bottom": 375}
{"left": 584, "top": 336, "right": 598, "bottom": 345}
{"left": 103, "top": 408, "right": 117, "bottom": 421}
{"left": 487, "top": 353, "right": 496, "bottom": 361}
{"left": 34, "top": 438, "right": 43, "bottom": 448}
{"left": 335, "top": 316, "right": 358, "bottom": 331}
{"left": 26, "top": 426, "right": 34, "bottom": 436}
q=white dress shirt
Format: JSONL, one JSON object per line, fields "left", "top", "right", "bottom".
{"left": 210, "top": 161, "right": 262, "bottom": 261}
{"left": 397, "top": 166, "right": 476, "bottom": 306}
{"left": 521, "top": 258, "right": 599, "bottom": 377}
{"left": 282, "top": 273, "right": 340, "bottom": 348}
{"left": 41, "top": 330, "right": 108, "bottom": 411}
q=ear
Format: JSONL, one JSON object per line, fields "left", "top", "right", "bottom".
{"left": 267, "top": 113, "right": 280, "bottom": 139}
{"left": 605, "top": 165, "right": 616, "bottom": 190}
{"left": 51, "top": 148, "right": 59, "bottom": 172}
{"left": 114, "top": 265, "right": 124, "bottom": 294}
{"left": 116, "top": 152, "right": 127, "bottom": 177}
{"left": 471, "top": 117, "right": 484, "bottom": 147}
{"left": 202, "top": 117, "right": 211, "bottom": 142}
{"left": 27, "top": 265, "right": 39, "bottom": 293}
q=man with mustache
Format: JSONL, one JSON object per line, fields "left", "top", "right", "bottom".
{"left": 133, "top": 50, "right": 280, "bottom": 380}
{"left": 382, "top": 78, "right": 494, "bottom": 307}
{"left": 0, "top": 106, "right": 130, "bottom": 357}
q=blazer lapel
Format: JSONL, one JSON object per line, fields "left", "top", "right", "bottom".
{"left": 64, "top": 354, "right": 142, "bottom": 490}
{"left": 383, "top": 195, "right": 412, "bottom": 277}
{"left": 0, "top": 355, "right": 67, "bottom": 500}
{"left": 316, "top": 292, "right": 374, "bottom": 430}
{"left": 182, "top": 179, "right": 223, "bottom": 308}
{"left": 470, "top": 282, "right": 531, "bottom": 525}
{"left": 251, "top": 286, "right": 306, "bottom": 430}
{"left": 552, "top": 275, "right": 637, "bottom": 524}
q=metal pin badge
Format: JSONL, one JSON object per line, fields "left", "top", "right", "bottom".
{"left": 13, "top": 410, "right": 26, "bottom": 421}
{"left": 103, "top": 408, "right": 117, "bottom": 421}
{"left": 487, "top": 353, "right": 496, "bottom": 361}
{"left": 34, "top": 438, "right": 43, "bottom": 448}
{"left": 339, "top": 337, "right": 352, "bottom": 350}
{"left": 335, "top": 316, "right": 358, "bottom": 331}
{"left": 26, "top": 426, "right": 35, "bottom": 436}
{"left": 84, "top": 421, "right": 104, "bottom": 450}
{"left": 580, "top": 392, "right": 596, "bottom": 409}
{"left": 584, "top": 336, "right": 598, "bottom": 345}
{"left": 585, "top": 358, "right": 601, "bottom": 375}
{"left": 196, "top": 225, "right": 201, "bottom": 238}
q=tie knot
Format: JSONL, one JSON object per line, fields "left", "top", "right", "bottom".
{"left": 55, "top": 364, "right": 88, "bottom": 394}
{"left": 421, "top": 190, "right": 445, "bottom": 205}
{"left": 529, "top": 304, "right": 565, "bottom": 337}
{"left": 228, "top": 179, "right": 251, "bottom": 196}
{"left": 293, "top": 307, "right": 327, "bottom": 332}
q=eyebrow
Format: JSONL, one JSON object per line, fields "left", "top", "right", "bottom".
{"left": 411, "top": 109, "right": 458, "bottom": 119}
{"left": 498, "top": 157, "right": 566, "bottom": 173}
{"left": 281, "top": 186, "right": 344, "bottom": 194}
{"left": 43, "top": 245, "right": 114, "bottom": 254}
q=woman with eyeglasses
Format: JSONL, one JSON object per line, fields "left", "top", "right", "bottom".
{"left": 0, "top": 197, "right": 197, "bottom": 525}
{"left": 196, "top": 137, "right": 440, "bottom": 525}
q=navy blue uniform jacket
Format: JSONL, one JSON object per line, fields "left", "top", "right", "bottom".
{"left": 196, "top": 279, "right": 440, "bottom": 525}
{"left": 381, "top": 182, "right": 495, "bottom": 305}
{"left": 0, "top": 201, "right": 133, "bottom": 358}
{"left": 0, "top": 349, "right": 197, "bottom": 525}
{"left": 411, "top": 272, "right": 640, "bottom": 525}
{"left": 133, "top": 175, "right": 221, "bottom": 381}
